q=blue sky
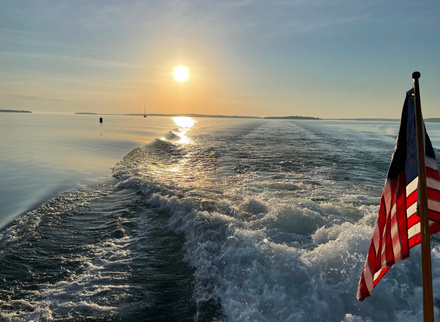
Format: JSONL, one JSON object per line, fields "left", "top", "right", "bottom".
{"left": 1, "top": 0, "right": 439, "bottom": 118}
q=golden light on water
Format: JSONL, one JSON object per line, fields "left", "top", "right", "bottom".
{"left": 174, "top": 116, "right": 195, "bottom": 129}
{"left": 173, "top": 66, "right": 189, "bottom": 82}
{"left": 172, "top": 116, "right": 196, "bottom": 144}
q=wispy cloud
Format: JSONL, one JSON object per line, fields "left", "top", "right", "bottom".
{"left": 0, "top": 65, "right": 154, "bottom": 94}
{"left": 0, "top": 94, "right": 70, "bottom": 102}
{"left": 0, "top": 28, "right": 42, "bottom": 36}
{"left": 0, "top": 50, "right": 147, "bottom": 69}
{"left": 276, "top": 13, "right": 370, "bottom": 35}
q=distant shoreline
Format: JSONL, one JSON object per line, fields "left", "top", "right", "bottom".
{"left": 75, "top": 112, "right": 261, "bottom": 119}
{"left": 264, "top": 116, "right": 319, "bottom": 120}
{"left": 332, "top": 118, "right": 440, "bottom": 123}
{"left": 131, "top": 113, "right": 261, "bottom": 119}
{"left": 73, "top": 112, "right": 440, "bottom": 122}
{"left": 331, "top": 118, "right": 399, "bottom": 122}
{"left": 75, "top": 112, "right": 319, "bottom": 120}
{"left": 0, "top": 109, "right": 32, "bottom": 113}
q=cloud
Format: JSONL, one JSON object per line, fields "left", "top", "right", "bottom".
{"left": 0, "top": 50, "right": 147, "bottom": 70}
{"left": 0, "top": 94, "right": 70, "bottom": 102}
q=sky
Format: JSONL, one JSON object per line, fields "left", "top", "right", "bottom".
{"left": 0, "top": 0, "right": 439, "bottom": 118}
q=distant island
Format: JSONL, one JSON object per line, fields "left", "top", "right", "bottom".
{"left": 128, "top": 113, "right": 261, "bottom": 119}
{"left": 333, "top": 118, "right": 399, "bottom": 122}
{"left": 73, "top": 112, "right": 440, "bottom": 122}
{"left": 333, "top": 118, "right": 440, "bottom": 122}
{"left": 74, "top": 112, "right": 322, "bottom": 120}
{"left": 75, "top": 112, "right": 261, "bottom": 119}
{"left": 264, "top": 116, "right": 319, "bottom": 120}
{"left": 0, "top": 109, "right": 31, "bottom": 113}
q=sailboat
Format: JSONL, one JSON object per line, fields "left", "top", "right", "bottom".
{"left": 143, "top": 105, "right": 147, "bottom": 118}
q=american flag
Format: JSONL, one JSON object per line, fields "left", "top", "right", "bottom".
{"left": 356, "top": 90, "right": 440, "bottom": 301}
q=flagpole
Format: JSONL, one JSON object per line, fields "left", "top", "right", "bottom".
{"left": 412, "top": 71, "right": 434, "bottom": 322}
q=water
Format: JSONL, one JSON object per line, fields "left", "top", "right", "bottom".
{"left": 0, "top": 113, "right": 175, "bottom": 227}
{"left": 2, "top": 113, "right": 440, "bottom": 321}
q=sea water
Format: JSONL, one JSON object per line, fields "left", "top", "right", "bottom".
{"left": 2, "top": 113, "right": 440, "bottom": 321}
{"left": 0, "top": 113, "right": 175, "bottom": 227}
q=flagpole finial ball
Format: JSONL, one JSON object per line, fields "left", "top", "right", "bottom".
{"left": 412, "top": 71, "right": 421, "bottom": 79}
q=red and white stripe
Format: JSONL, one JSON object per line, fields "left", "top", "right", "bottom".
{"left": 407, "top": 157, "right": 440, "bottom": 247}
{"left": 357, "top": 157, "right": 440, "bottom": 301}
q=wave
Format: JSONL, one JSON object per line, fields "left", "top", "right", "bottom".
{"left": 110, "top": 120, "right": 419, "bottom": 321}
{"left": 1, "top": 119, "right": 439, "bottom": 321}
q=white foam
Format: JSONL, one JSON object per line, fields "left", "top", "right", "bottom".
{"left": 5, "top": 118, "right": 436, "bottom": 320}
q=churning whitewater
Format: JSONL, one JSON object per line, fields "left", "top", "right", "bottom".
{"left": 1, "top": 117, "right": 440, "bottom": 321}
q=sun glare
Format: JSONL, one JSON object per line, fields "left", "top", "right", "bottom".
{"left": 174, "top": 116, "right": 195, "bottom": 129}
{"left": 172, "top": 117, "right": 196, "bottom": 144}
{"left": 174, "top": 66, "right": 189, "bottom": 82}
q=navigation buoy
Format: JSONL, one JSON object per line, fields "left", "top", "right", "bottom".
{"left": 99, "top": 117, "right": 103, "bottom": 123}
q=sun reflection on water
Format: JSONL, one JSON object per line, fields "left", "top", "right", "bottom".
{"left": 174, "top": 116, "right": 196, "bottom": 129}
{"left": 172, "top": 117, "right": 196, "bottom": 144}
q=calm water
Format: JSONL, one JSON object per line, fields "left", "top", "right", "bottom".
{"left": 0, "top": 113, "right": 175, "bottom": 227}
{"left": 2, "top": 113, "right": 440, "bottom": 321}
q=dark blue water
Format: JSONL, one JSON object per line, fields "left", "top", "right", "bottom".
{"left": 2, "top": 115, "right": 440, "bottom": 321}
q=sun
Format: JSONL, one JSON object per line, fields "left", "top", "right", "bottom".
{"left": 174, "top": 66, "right": 189, "bottom": 82}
